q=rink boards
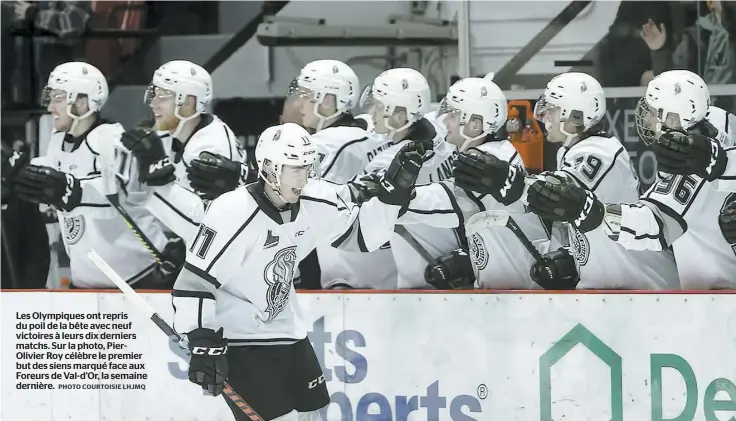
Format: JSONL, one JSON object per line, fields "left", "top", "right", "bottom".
{"left": 2, "top": 290, "right": 736, "bottom": 421}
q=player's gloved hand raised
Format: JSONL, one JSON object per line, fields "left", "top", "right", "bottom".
{"left": 120, "top": 127, "right": 175, "bottom": 186}
{"left": 187, "top": 152, "right": 246, "bottom": 200}
{"left": 453, "top": 148, "right": 524, "bottom": 205}
{"left": 186, "top": 327, "right": 228, "bottom": 396}
{"left": 719, "top": 199, "right": 736, "bottom": 244}
{"left": 377, "top": 141, "right": 424, "bottom": 210}
{"left": 14, "top": 165, "right": 82, "bottom": 211}
{"left": 530, "top": 247, "right": 580, "bottom": 290}
{"left": 526, "top": 172, "right": 605, "bottom": 233}
{"left": 1, "top": 148, "right": 29, "bottom": 205}
{"left": 346, "top": 172, "right": 380, "bottom": 203}
{"left": 652, "top": 122, "right": 727, "bottom": 181}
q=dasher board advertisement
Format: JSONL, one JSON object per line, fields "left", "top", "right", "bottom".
{"left": 2, "top": 291, "right": 735, "bottom": 421}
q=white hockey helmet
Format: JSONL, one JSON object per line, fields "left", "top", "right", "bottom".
{"left": 289, "top": 59, "right": 359, "bottom": 131}
{"left": 438, "top": 74, "right": 508, "bottom": 151}
{"left": 635, "top": 70, "right": 711, "bottom": 145}
{"left": 255, "top": 123, "right": 319, "bottom": 195}
{"left": 145, "top": 60, "right": 213, "bottom": 137}
{"left": 43, "top": 61, "right": 109, "bottom": 131}
{"left": 534, "top": 72, "right": 606, "bottom": 145}
{"left": 371, "top": 67, "right": 431, "bottom": 136}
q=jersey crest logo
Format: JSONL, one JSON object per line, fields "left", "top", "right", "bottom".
{"left": 263, "top": 246, "right": 297, "bottom": 320}
{"left": 63, "top": 215, "right": 85, "bottom": 245}
{"left": 264, "top": 230, "right": 280, "bottom": 249}
{"left": 570, "top": 227, "right": 590, "bottom": 266}
{"left": 468, "top": 233, "right": 489, "bottom": 271}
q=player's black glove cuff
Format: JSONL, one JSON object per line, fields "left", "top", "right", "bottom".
{"left": 453, "top": 149, "right": 525, "bottom": 205}
{"left": 121, "top": 127, "right": 175, "bottom": 186}
{"left": 652, "top": 129, "right": 727, "bottom": 181}
{"left": 719, "top": 200, "right": 736, "bottom": 244}
{"left": 187, "top": 327, "right": 228, "bottom": 396}
{"left": 377, "top": 142, "right": 424, "bottom": 210}
{"left": 527, "top": 174, "right": 604, "bottom": 233}
{"left": 530, "top": 248, "right": 580, "bottom": 290}
{"left": 424, "top": 248, "right": 475, "bottom": 290}
{"left": 14, "top": 165, "right": 82, "bottom": 211}
{"left": 187, "top": 152, "right": 246, "bottom": 200}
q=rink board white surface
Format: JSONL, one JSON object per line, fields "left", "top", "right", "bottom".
{"left": 2, "top": 291, "right": 736, "bottom": 421}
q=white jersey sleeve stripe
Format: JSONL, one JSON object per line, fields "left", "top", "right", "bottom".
{"left": 204, "top": 207, "right": 260, "bottom": 273}
{"left": 151, "top": 191, "right": 199, "bottom": 226}
{"left": 320, "top": 136, "right": 368, "bottom": 179}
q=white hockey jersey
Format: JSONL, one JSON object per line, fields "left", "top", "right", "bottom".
{"left": 365, "top": 118, "right": 461, "bottom": 289}
{"left": 397, "top": 139, "right": 550, "bottom": 289}
{"left": 145, "top": 114, "right": 245, "bottom": 242}
{"left": 32, "top": 121, "right": 168, "bottom": 288}
{"left": 311, "top": 117, "right": 397, "bottom": 289}
{"left": 554, "top": 134, "right": 679, "bottom": 289}
{"left": 171, "top": 181, "right": 400, "bottom": 343}
{"left": 612, "top": 107, "right": 736, "bottom": 289}
{"left": 706, "top": 107, "right": 736, "bottom": 192}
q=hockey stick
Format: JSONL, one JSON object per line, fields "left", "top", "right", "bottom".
{"left": 87, "top": 250, "right": 264, "bottom": 421}
{"left": 465, "top": 210, "right": 545, "bottom": 263}
{"left": 96, "top": 137, "right": 175, "bottom": 272}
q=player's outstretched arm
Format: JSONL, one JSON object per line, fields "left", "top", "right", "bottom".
{"left": 396, "top": 180, "right": 463, "bottom": 228}
{"left": 146, "top": 181, "right": 207, "bottom": 241}
{"left": 312, "top": 141, "right": 425, "bottom": 252}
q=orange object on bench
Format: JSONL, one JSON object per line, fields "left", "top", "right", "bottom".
{"left": 507, "top": 100, "right": 544, "bottom": 174}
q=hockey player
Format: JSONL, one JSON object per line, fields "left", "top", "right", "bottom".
{"left": 286, "top": 59, "right": 396, "bottom": 289}
{"left": 119, "top": 60, "right": 246, "bottom": 242}
{"left": 171, "top": 122, "right": 424, "bottom": 421}
{"left": 353, "top": 67, "right": 464, "bottom": 289}
{"left": 460, "top": 72, "right": 679, "bottom": 289}
{"left": 383, "top": 75, "right": 550, "bottom": 289}
{"left": 528, "top": 70, "right": 736, "bottom": 289}
{"left": 13, "top": 61, "right": 175, "bottom": 288}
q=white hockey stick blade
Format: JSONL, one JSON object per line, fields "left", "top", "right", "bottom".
{"left": 87, "top": 249, "right": 154, "bottom": 319}
{"left": 465, "top": 210, "right": 510, "bottom": 235}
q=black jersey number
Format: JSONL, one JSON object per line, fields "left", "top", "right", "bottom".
{"left": 572, "top": 155, "right": 603, "bottom": 182}
{"left": 189, "top": 224, "right": 217, "bottom": 259}
{"left": 653, "top": 174, "right": 699, "bottom": 206}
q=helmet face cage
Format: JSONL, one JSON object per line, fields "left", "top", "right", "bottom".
{"left": 356, "top": 84, "right": 375, "bottom": 115}
{"left": 635, "top": 98, "right": 660, "bottom": 146}
{"left": 143, "top": 85, "right": 176, "bottom": 106}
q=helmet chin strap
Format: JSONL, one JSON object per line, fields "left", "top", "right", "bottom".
{"left": 457, "top": 129, "right": 486, "bottom": 152}
{"left": 312, "top": 102, "right": 341, "bottom": 132}
{"left": 65, "top": 104, "right": 94, "bottom": 134}
{"left": 546, "top": 121, "right": 578, "bottom": 147}
{"left": 172, "top": 105, "right": 201, "bottom": 139}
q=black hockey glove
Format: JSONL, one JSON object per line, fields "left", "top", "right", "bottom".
{"left": 14, "top": 165, "right": 82, "bottom": 211}
{"left": 526, "top": 172, "right": 605, "bottom": 233}
{"left": 719, "top": 199, "right": 736, "bottom": 244}
{"left": 407, "top": 117, "right": 438, "bottom": 156}
{"left": 652, "top": 121, "right": 727, "bottom": 181}
{"left": 120, "top": 127, "right": 175, "bottom": 186}
{"left": 376, "top": 141, "right": 424, "bottom": 210}
{"left": 453, "top": 149, "right": 525, "bottom": 205}
{"left": 346, "top": 172, "right": 381, "bottom": 204}
{"left": 1, "top": 148, "right": 30, "bottom": 205}
{"left": 424, "top": 249, "right": 475, "bottom": 290}
{"left": 530, "top": 247, "right": 580, "bottom": 290}
{"left": 187, "top": 152, "right": 246, "bottom": 200}
{"left": 187, "top": 327, "right": 228, "bottom": 396}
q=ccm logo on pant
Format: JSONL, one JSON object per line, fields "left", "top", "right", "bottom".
{"left": 308, "top": 375, "right": 325, "bottom": 389}
{"left": 192, "top": 346, "right": 227, "bottom": 356}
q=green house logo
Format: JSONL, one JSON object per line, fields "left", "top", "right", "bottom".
{"left": 539, "top": 323, "right": 623, "bottom": 421}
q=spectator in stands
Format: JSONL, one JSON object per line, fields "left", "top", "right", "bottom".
{"left": 642, "top": 0, "right": 735, "bottom": 87}
{"left": 598, "top": 1, "right": 673, "bottom": 87}
{"left": 1, "top": 138, "right": 50, "bottom": 289}
{"left": 13, "top": 1, "right": 91, "bottom": 97}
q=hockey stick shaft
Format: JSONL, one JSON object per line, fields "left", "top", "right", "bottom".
{"left": 505, "top": 216, "right": 546, "bottom": 263}
{"left": 87, "top": 250, "right": 264, "bottom": 421}
{"left": 106, "top": 193, "right": 165, "bottom": 264}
